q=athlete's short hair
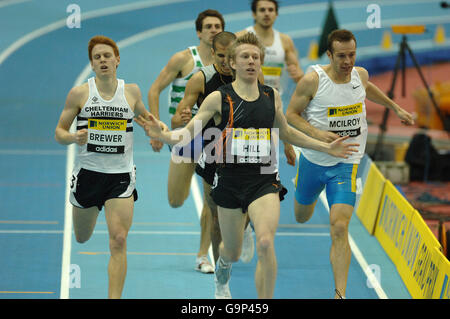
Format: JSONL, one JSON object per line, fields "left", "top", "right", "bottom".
{"left": 251, "top": 0, "right": 279, "bottom": 14}
{"left": 327, "top": 29, "right": 357, "bottom": 54}
{"left": 195, "top": 9, "right": 225, "bottom": 32}
{"left": 227, "top": 32, "right": 265, "bottom": 76}
{"left": 212, "top": 31, "right": 237, "bottom": 51}
{"left": 88, "top": 35, "right": 119, "bottom": 62}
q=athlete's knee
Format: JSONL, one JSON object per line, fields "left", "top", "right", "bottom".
{"left": 224, "top": 249, "right": 241, "bottom": 263}
{"left": 330, "top": 219, "right": 349, "bottom": 241}
{"left": 168, "top": 195, "right": 185, "bottom": 208}
{"left": 109, "top": 232, "right": 127, "bottom": 251}
{"left": 221, "top": 243, "right": 241, "bottom": 262}
{"left": 295, "top": 211, "right": 311, "bottom": 223}
{"left": 74, "top": 233, "right": 90, "bottom": 244}
{"left": 256, "top": 234, "right": 274, "bottom": 256}
{"left": 294, "top": 207, "right": 314, "bottom": 223}
{"left": 294, "top": 201, "right": 315, "bottom": 223}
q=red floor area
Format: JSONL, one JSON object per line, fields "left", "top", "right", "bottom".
{"left": 368, "top": 62, "right": 450, "bottom": 257}
{"left": 366, "top": 61, "right": 450, "bottom": 130}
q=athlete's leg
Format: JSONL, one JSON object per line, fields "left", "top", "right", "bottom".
{"left": 293, "top": 154, "right": 324, "bottom": 224}
{"left": 326, "top": 163, "right": 357, "bottom": 298}
{"left": 72, "top": 206, "right": 99, "bottom": 243}
{"left": 104, "top": 196, "right": 134, "bottom": 299}
{"left": 294, "top": 200, "right": 317, "bottom": 223}
{"left": 329, "top": 203, "right": 353, "bottom": 299}
{"left": 217, "top": 207, "right": 247, "bottom": 263}
{"left": 203, "top": 180, "right": 220, "bottom": 264}
{"left": 247, "top": 193, "right": 280, "bottom": 299}
{"left": 195, "top": 195, "right": 214, "bottom": 273}
{"left": 167, "top": 157, "right": 195, "bottom": 208}
{"left": 198, "top": 199, "right": 212, "bottom": 257}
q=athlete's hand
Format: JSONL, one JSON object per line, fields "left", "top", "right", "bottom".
{"left": 135, "top": 113, "right": 163, "bottom": 140}
{"left": 327, "top": 136, "right": 359, "bottom": 158}
{"left": 316, "top": 130, "right": 340, "bottom": 143}
{"left": 150, "top": 138, "right": 164, "bottom": 152}
{"left": 395, "top": 107, "right": 415, "bottom": 126}
{"left": 283, "top": 142, "right": 296, "bottom": 166}
{"left": 74, "top": 129, "right": 88, "bottom": 146}
{"left": 180, "top": 108, "right": 192, "bottom": 125}
{"left": 287, "top": 64, "right": 303, "bottom": 82}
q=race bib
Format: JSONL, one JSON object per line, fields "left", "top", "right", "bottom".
{"left": 87, "top": 118, "right": 127, "bottom": 154}
{"left": 327, "top": 103, "right": 363, "bottom": 137}
{"left": 261, "top": 65, "right": 282, "bottom": 77}
{"left": 231, "top": 128, "right": 271, "bottom": 160}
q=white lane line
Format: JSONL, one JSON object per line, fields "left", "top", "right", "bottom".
{"left": 0, "top": 230, "right": 63, "bottom": 234}
{"left": 0, "top": 149, "right": 66, "bottom": 155}
{"left": 78, "top": 251, "right": 197, "bottom": 256}
{"left": 318, "top": 191, "right": 388, "bottom": 299}
{"left": 0, "top": 0, "right": 193, "bottom": 66}
{"left": 0, "top": 0, "right": 31, "bottom": 9}
{"left": 0, "top": 220, "right": 58, "bottom": 224}
{"left": 0, "top": 229, "right": 329, "bottom": 236}
{"left": 190, "top": 176, "right": 216, "bottom": 267}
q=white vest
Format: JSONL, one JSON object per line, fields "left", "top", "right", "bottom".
{"left": 300, "top": 65, "right": 368, "bottom": 166}
{"left": 75, "top": 77, "right": 134, "bottom": 173}
{"left": 246, "top": 26, "right": 285, "bottom": 94}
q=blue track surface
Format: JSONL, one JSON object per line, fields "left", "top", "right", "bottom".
{"left": 1, "top": 0, "right": 448, "bottom": 299}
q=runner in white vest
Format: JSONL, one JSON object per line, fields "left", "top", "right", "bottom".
{"left": 236, "top": 0, "right": 301, "bottom": 166}
{"left": 286, "top": 29, "right": 414, "bottom": 299}
{"left": 55, "top": 35, "right": 157, "bottom": 298}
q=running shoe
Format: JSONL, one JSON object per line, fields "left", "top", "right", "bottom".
{"left": 214, "top": 277, "right": 231, "bottom": 299}
{"left": 215, "top": 257, "right": 232, "bottom": 284}
{"left": 335, "top": 289, "right": 346, "bottom": 299}
{"left": 195, "top": 255, "right": 214, "bottom": 274}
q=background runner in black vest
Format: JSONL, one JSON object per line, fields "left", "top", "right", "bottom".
{"left": 168, "top": 32, "right": 236, "bottom": 282}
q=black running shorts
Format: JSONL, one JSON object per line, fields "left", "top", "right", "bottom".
{"left": 69, "top": 167, "right": 138, "bottom": 211}
{"left": 195, "top": 162, "right": 216, "bottom": 186}
{"left": 210, "top": 168, "right": 287, "bottom": 213}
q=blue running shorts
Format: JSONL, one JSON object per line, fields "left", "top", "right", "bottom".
{"left": 294, "top": 153, "right": 358, "bottom": 208}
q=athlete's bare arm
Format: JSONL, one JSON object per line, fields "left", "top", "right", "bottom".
{"left": 285, "top": 71, "right": 339, "bottom": 143}
{"left": 274, "top": 89, "right": 358, "bottom": 158}
{"left": 55, "top": 84, "right": 89, "bottom": 146}
{"left": 125, "top": 83, "right": 149, "bottom": 117}
{"left": 137, "top": 91, "right": 222, "bottom": 146}
{"left": 171, "top": 71, "right": 205, "bottom": 129}
{"left": 147, "top": 49, "right": 193, "bottom": 151}
{"left": 281, "top": 33, "right": 303, "bottom": 83}
{"left": 356, "top": 67, "right": 414, "bottom": 125}
{"left": 148, "top": 49, "right": 193, "bottom": 120}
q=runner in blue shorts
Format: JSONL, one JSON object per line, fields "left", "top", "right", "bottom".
{"left": 286, "top": 29, "right": 414, "bottom": 299}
